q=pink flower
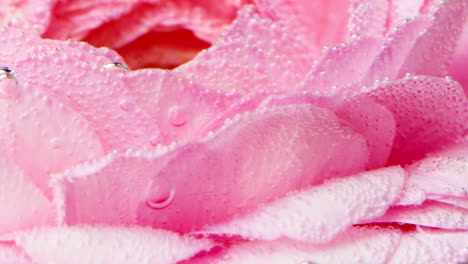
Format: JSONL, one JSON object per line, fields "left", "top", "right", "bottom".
{"left": 0, "top": 0, "right": 467, "bottom": 263}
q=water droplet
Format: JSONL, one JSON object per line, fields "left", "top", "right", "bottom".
{"left": 104, "top": 61, "right": 129, "bottom": 71}
{"left": 146, "top": 176, "right": 175, "bottom": 210}
{"left": 168, "top": 105, "right": 188, "bottom": 127}
{"left": 50, "top": 137, "right": 61, "bottom": 149}
{"left": 150, "top": 132, "right": 160, "bottom": 146}
{"left": 0, "top": 67, "right": 19, "bottom": 99}
{"left": 119, "top": 98, "right": 133, "bottom": 111}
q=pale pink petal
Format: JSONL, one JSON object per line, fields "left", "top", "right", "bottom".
{"left": 9, "top": 46, "right": 159, "bottom": 151}
{"left": 388, "top": 228, "right": 468, "bottom": 264}
{"left": 190, "top": 227, "right": 401, "bottom": 264}
{"left": 390, "top": 0, "right": 425, "bottom": 24}
{"left": 348, "top": 0, "right": 390, "bottom": 39}
{"left": 14, "top": 226, "right": 212, "bottom": 264}
{"left": 256, "top": 92, "right": 396, "bottom": 169}
{"left": 334, "top": 95, "right": 396, "bottom": 168}
{"left": 138, "top": 104, "right": 369, "bottom": 233}
{"left": 396, "top": 0, "right": 468, "bottom": 78}
{"left": 255, "top": 0, "right": 350, "bottom": 51}
{"left": 373, "top": 201, "right": 468, "bottom": 230}
{"left": 0, "top": 72, "right": 104, "bottom": 198}
{"left": 436, "top": 196, "right": 468, "bottom": 209}
{"left": 0, "top": 154, "right": 55, "bottom": 235}
{"left": 366, "top": 76, "right": 468, "bottom": 164}
{"left": 0, "top": 244, "right": 32, "bottom": 264}
{"left": 449, "top": 21, "right": 468, "bottom": 94}
{"left": 361, "top": 16, "right": 431, "bottom": 86}
{"left": 175, "top": 6, "right": 315, "bottom": 94}
{"left": 51, "top": 147, "right": 180, "bottom": 225}
{"left": 121, "top": 69, "right": 240, "bottom": 144}
{"left": 0, "top": 0, "right": 54, "bottom": 34}
{"left": 202, "top": 166, "right": 404, "bottom": 242}
{"left": 300, "top": 37, "right": 382, "bottom": 94}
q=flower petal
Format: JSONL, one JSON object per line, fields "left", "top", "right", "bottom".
{"left": 388, "top": 228, "right": 468, "bottom": 264}
{"left": 10, "top": 46, "right": 158, "bottom": 151}
{"left": 373, "top": 201, "right": 468, "bottom": 230}
{"left": 0, "top": 244, "right": 32, "bottom": 264}
{"left": 138, "top": 104, "right": 369, "bottom": 233}
{"left": 396, "top": 0, "right": 468, "bottom": 77}
{"left": 0, "top": 71, "right": 104, "bottom": 197}
{"left": 202, "top": 166, "right": 405, "bottom": 242}
{"left": 121, "top": 69, "right": 240, "bottom": 144}
{"left": 190, "top": 227, "right": 401, "bottom": 264}
{"left": 175, "top": 6, "right": 315, "bottom": 94}
{"left": 0, "top": 0, "right": 54, "bottom": 34}
{"left": 348, "top": 0, "right": 390, "bottom": 39}
{"left": 14, "top": 226, "right": 212, "bottom": 264}
{"left": 449, "top": 21, "right": 468, "bottom": 94}
{"left": 367, "top": 76, "right": 468, "bottom": 164}
{"left": 0, "top": 154, "right": 55, "bottom": 235}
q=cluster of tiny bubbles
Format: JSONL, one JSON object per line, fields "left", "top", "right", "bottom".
{"left": 103, "top": 61, "right": 129, "bottom": 72}
{"left": 145, "top": 176, "right": 175, "bottom": 210}
{"left": 0, "top": 66, "right": 19, "bottom": 99}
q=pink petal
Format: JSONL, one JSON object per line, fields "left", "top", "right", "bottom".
{"left": 121, "top": 69, "right": 240, "bottom": 144}
{"left": 190, "top": 227, "right": 401, "bottom": 264}
{"left": 449, "top": 21, "right": 468, "bottom": 94}
{"left": 0, "top": 71, "right": 104, "bottom": 198}
{"left": 366, "top": 76, "right": 468, "bottom": 164}
{"left": 138, "top": 104, "right": 369, "bottom": 233}
{"left": 0, "top": 244, "right": 32, "bottom": 264}
{"left": 14, "top": 226, "right": 212, "bottom": 264}
{"left": 51, "top": 147, "right": 180, "bottom": 225}
{"left": 361, "top": 16, "right": 431, "bottom": 86}
{"left": 255, "top": 0, "right": 350, "bottom": 51}
{"left": 373, "top": 201, "right": 468, "bottom": 230}
{"left": 300, "top": 37, "right": 382, "bottom": 94}
{"left": 390, "top": 0, "right": 425, "bottom": 24}
{"left": 0, "top": 0, "right": 54, "bottom": 34}
{"left": 202, "top": 166, "right": 405, "bottom": 242}
{"left": 396, "top": 0, "right": 468, "bottom": 78}
{"left": 347, "top": 0, "right": 390, "bottom": 39}
{"left": 174, "top": 6, "right": 315, "bottom": 94}
{"left": 9, "top": 44, "right": 158, "bottom": 151}
{"left": 388, "top": 228, "right": 468, "bottom": 264}
{"left": 0, "top": 154, "right": 55, "bottom": 235}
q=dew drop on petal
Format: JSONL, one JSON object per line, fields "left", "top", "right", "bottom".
{"left": 50, "top": 137, "right": 61, "bottom": 149}
{"left": 168, "top": 105, "right": 188, "bottom": 127}
{"left": 119, "top": 98, "right": 133, "bottom": 112}
{"left": 104, "top": 61, "right": 129, "bottom": 72}
{"left": 149, "top": 132, "right": 160, "bottom": 146}
{"left": 0, "top": 67, "right": 19, "bottom": 99}
{"left": 146, "top": 176, "right": 175, "bottom": 210}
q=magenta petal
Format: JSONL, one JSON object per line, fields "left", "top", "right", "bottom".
{"left": 138, "top": 104, "right": 369, "bottom": 233}
{"left": 374, "top": 201, "right": 468, "bottom": 230}
{"left": 0, "top": 74, "right": 104, "bottom": 198}
{"left": 201, "top": 166, "right": 404, "bottom": 242}
{"left": 190, "top": 227, "right": 401, "bottom": 264}
{"left": 122, "top": 69, "right": 240, "bottom": 144}
{"left": 367, "top": 76, "right": 468, "bottom": 164}
{"left": 388, "top": 228, "right": 468, "bottom": 264}
{"left": 14, "top": 226, "right": 212, "bottom": 264}
{"left": 0, "top": 154, "right": 55, "bottom": 235}
{"left": 175, "top": 6, "right": 315, "bottom": 94}
{"left": 396, "top": 0, "right": 468, "bottom": 77}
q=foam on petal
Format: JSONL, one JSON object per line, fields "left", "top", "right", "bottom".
{"left": 202, "top": 166, "right": 405, "bottom": 242}
{"left": 14, "top": 226, "right": 212, "bottom": 264}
